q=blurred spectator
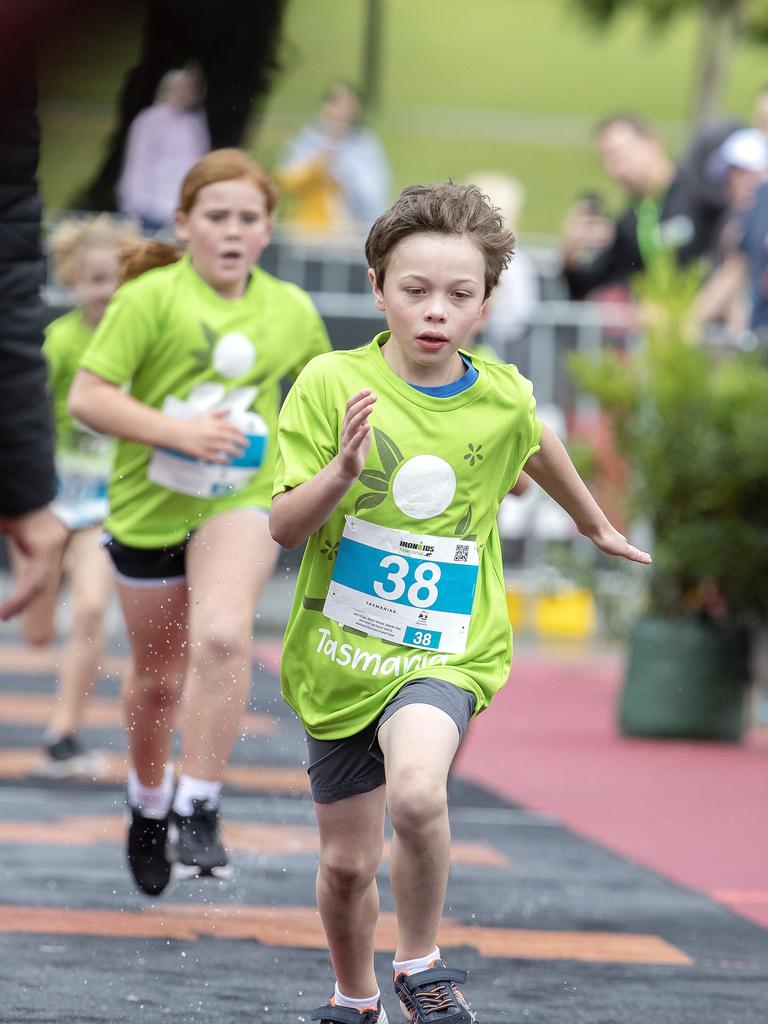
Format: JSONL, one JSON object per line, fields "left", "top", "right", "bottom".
{"left": 276, "top": 81, "right": 390, "bottom": 235}
{"left": 74, "top": 0, "right": 288, "bottom": 212}
{"left": 117, "top": 66, "right": 210, "bottom": 232}
{"left": 694, "top": 129, "right": 768, "bottom": 336}
{"left": 467, "top": 172, "right": 539, "bottom": 352}
{"left": 754, "top": 84, "right": 768, "bottom": 138}
{"left": 561, "top": 113, "right": 726, "bottom": 299}
{"left": 708, "top": 128, "right": 768, "bottom": 240}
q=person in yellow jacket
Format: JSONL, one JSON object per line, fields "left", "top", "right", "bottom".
{"left": 276, "top": 82, "right": 390, "bottom": 235}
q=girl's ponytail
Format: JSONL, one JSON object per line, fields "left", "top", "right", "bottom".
{"left": 119, "top": 239, "right": 184, "bottom": 283}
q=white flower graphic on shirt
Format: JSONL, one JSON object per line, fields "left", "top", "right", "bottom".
{"left": 392, "top": 455, "right": 456, "bottom": 519}
{"left": 190, "top": 322, "right": 256, "bottom": 379}
{"left": 354, "top": 427, "right": 458, "bottom": 521}
{"left": 212, "top": 332, "right": 256, "bottom": 379}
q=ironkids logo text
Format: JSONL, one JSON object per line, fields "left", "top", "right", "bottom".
{"left": 398, "top": 540, "right": 435, "bottom": 556}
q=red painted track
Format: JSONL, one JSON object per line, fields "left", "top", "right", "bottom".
{"left": 455, "top": 648, "right": 768, "bottom": 929}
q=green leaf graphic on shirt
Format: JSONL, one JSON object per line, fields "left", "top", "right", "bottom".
{"left": 191, "top": 321, "right": 218, "bottom": 372}
{"left": 359, "top": 470, "right": 389, "bottom": 492}
{"left": 355, "top": 491, "right": 386, "bottom": 513}
{"left": 201, "top": 322, "right": 217, "bottom": 349}
{"left": 373, "top": 427, "right": 403, "bottom": 478}
{"left": 455, "top": 505, "right": 473, "bottom": 537}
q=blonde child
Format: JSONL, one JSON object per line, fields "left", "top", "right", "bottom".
{"left": 69, "top": 149, "right": 331, "bottom": 896}
{"left": 270, "top": 183, "right": 650, "bottom": 1023}
{"left": 10, "top": 215, "right": 127, "bottom": 776}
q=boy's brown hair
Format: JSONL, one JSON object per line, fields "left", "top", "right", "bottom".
{"left": 365, "top": 182, "right": 515, "bottom": 299}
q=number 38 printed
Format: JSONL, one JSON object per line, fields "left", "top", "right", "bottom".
{"left": 373, "top": 555, "right": 441, "bottom": 608}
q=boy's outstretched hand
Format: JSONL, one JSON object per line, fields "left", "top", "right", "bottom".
{"left": 338, "top": 390, "right": 377, "bottom": 482}
{"left": 584, "top": 521, "right": 652, "bottom": 564}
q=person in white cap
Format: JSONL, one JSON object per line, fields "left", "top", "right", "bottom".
{"left": 708, "top": 128, "right": 768, "bottom": 214}
{"left": 694, "top": 128, "right": 768, "bottom": 334}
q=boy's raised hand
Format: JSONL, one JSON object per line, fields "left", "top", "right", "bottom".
{"left": 585, "top": 521, "right": 652, "bottom": 564}
{"left": 338, "top": 390, "right": 377, "bottom": 482}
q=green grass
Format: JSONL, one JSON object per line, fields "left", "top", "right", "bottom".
{"left": 37, "top": 0, "right": 768, "bottom": 233}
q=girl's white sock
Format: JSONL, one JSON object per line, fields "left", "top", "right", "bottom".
{"left": 127, "top": 764, "right": 174, "bottom": 819}
{"left": 172, "top": 774, "right": 223, "bottom": 815}
{"left": 393, "top": 946, "right": 441, "bottom": 976}
{"left": 333, "top": 982, "right": 380, "bottom": 1010}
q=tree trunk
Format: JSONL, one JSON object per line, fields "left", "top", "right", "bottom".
{"left": 691, "top": 0, "right": 746, "bottom": 126}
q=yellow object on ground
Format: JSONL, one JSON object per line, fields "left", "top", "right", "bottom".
{"left": 534, "top": 589, "right": 596, "bottom": 639}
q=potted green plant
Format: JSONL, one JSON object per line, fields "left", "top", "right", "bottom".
{"left": 569, "top": 262, "right": 768, "bottom": 740}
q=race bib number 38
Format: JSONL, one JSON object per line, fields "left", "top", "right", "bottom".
{"left": 323, "top": 516, "right": 479, "bottom": 655}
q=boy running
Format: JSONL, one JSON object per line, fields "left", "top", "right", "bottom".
{"left": 270, "top": 183, "right": 650, "bottom": 1023}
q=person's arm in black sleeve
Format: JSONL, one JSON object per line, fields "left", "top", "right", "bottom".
{"left": 0, "top": 39, "right": 55, "bottom": 515}
{"left": 0, "top": 32, "right": 67, "bottom": 619}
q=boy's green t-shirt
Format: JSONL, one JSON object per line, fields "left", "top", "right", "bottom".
{"left": 44, "top": 308, "right": 112, "bottom": 463}
{"left": 80, "top": 255, "right": 331, "bottom": 548}
{"left": 274, "top": 332, "right": 542, "bottom": 739}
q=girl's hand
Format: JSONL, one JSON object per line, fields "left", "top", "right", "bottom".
{"left": 585, "top": 521, "right": 652, "bottom": 564}
{"left": 169, "top": 410, "right": 247, "bottom": 463}
{"left": 337, "top": 390, "right": 377, "bottom": 482}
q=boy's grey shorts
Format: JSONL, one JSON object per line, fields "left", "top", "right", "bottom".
{"left": 305, "top": 677, "right": 477, "bottom": 804}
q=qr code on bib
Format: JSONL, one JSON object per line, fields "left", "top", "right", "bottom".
{"left": 454, "top": 544, "right": 470, "bottom": 563}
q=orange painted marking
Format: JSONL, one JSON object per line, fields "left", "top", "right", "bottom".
{"left": 0, "top": 642, "right": 282, "bottom": 678}
{"left": 0, "top": 693, "right": 274, "bottom": 735}
{"left": 0, "top": 816, "right": 509, "bottom": 867}
{"left": 0, "top": 749, "right": 308, "bottom": 792}
{"left": 0, "top": 645, "right": 129, "bottom": 676}
{"left": 0, "top": 904, "right": 692, "bottom": 964}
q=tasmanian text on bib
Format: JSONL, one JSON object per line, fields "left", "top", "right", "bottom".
{"left": 323, "top": 516, "right": 479, "bottom": 655}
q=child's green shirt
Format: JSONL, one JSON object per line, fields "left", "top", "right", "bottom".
{"left": 80, "top": 255, "right": 331, "bottom": 548}
{"left": 45, "top": 308, "right": 111, "bottom": 462}
{"left": 273, "top": 332, "right": 542, "bottom": 739}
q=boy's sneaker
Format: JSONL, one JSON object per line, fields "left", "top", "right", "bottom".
{"left": 311, "top": 997, "right": 388, "bottom": 1024}
{"left": 394, "top": 959, "right": 474, "bottom": 1024}
{"left": 38, "top": 734, "right": 107, "bottom": 778}
{"left": 170, "top": 798, "right": 232, "bottom": 879}
{"left": 126, "top": 807, "right": 173, "bottom": 896}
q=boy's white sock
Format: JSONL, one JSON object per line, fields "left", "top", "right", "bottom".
{"left": 127, "top": 764, "right": 174, "bottom": 819}
{"left": 334, "top": 982, "right": 380, "bottom": 1010}
{"left": 172, "top": 774, "right": 223, "bottom": 816}
{"left": 393, "top": 946, "right": 441, "bottom": 976}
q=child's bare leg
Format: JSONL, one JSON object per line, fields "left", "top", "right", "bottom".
{"left": 46, "top": 526, "right": 111, "bottom": 737}
{"left": 117, "top": 580, "right": 188, "bottom": 786}
{"left": 8, "top": 537, "right": 62, "bottom": 647}
{"left": 181, "top": 508, "right": 278, "bottom": 780}
{"left": 377, "top": 703, "right": 460, "bottom": 960}
{"left": 315, "top": 786, "right": 387, "bottom": 997}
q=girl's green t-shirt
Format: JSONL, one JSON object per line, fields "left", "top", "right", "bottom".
{"left": 273, "top": 332, "right": 542, "bottom": 739}
{"left": 80, "top": 255, "right": 331, "bottom": 548}
{"left": 45, "top": 308, "right": 111, "bottom": 462}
